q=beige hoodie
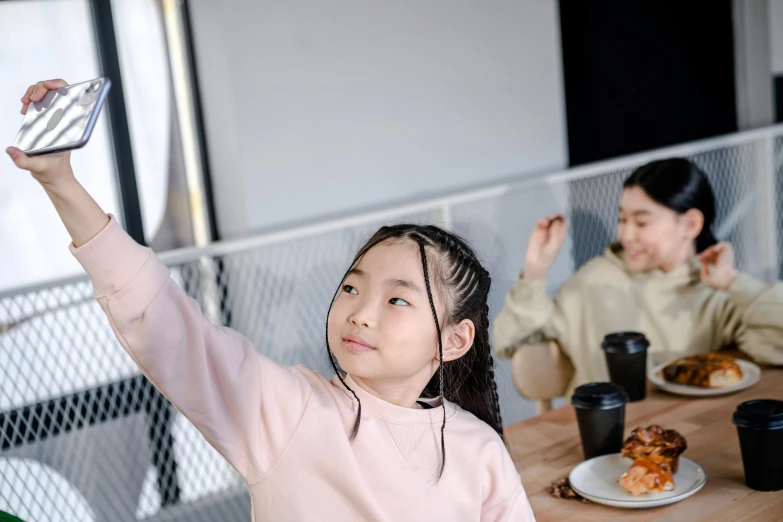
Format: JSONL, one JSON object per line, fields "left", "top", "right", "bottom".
{"left": 493, "top": 243, "right": 783, "bottom": 400}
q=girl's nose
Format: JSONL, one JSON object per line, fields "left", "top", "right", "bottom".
{"left": 348, "top": 300, "right": 375, "bottom": 329}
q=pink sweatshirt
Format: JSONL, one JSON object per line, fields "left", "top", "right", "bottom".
{"left": 71, "top": 216, "right": 535, "bottom": 521}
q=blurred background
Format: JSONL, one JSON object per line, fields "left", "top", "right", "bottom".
{"left": 1, "top": 0, "right": 782, "bottom": 520}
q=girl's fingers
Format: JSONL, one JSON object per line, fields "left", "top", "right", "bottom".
{"left": 20, "top": 85, "right": 35, "bottom": 115}
{"left": 543, "top": 215, "right": 565, "bottom": 228}
{"left": 553, "top": 221, "right": 567, "bottom": 240}
{"left": 20, "top": 85, "right": 34, "bottom": 103}
{"left": 699, "top": 251, "right": 716, "bottom": 266}
{"left": 700, "top": 244, "right": 720, "bottom": 259}
{"left": 42, "top": 78, "right": 67, "bottom": 90}
{"left": 21, "top": 80, "right": 67, "bottom": 115}
{"left": 30, "top": 81, "right": 49, "bottom": 103}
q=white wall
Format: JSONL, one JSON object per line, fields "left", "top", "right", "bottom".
{"left": 771, "top": 0, "right": 783, "bottom": 75}
{"left": 187, "top": 0, "right": 566, "bottom": 237}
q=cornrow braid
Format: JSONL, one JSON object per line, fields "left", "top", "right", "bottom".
{"left": 478, "top": 302, "right": 504, "bottom": 440}
{"left": 413, "top": 228, "right": 504, "bottom": 438}
{"left": 416, "top": 239, "right": 448, "bottom": 479}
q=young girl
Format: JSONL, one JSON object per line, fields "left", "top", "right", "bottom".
{"left": 494, "top": 157, "right": 783, "bottom": 399}
{"left": 8, "top": 79, "right": 535, "bottom": 521}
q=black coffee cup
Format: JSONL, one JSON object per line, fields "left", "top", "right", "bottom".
{"left": 732, "top": 399, "right": 783, "bottom": 491}
{"left": 572, "top": 382, "right": 629, "bottom": 460}
{"left": 601, "top": 332, "right": 650, "bottom": 402}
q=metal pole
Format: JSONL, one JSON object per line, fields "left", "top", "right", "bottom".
{"left": 760, "top": 136, "right": 780, "bottom": 282}
{"left": 160, "top": 0, "right": 216, "bottom": 247}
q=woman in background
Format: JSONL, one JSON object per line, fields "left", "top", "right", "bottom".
{"left": 494, "top": 158, "right": 783, "bottom": 398}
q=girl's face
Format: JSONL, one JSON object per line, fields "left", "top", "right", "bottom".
{"left": 617, "top": 187, "right": 702, "bottom": 273}
{"left": 328, "top": 240, "right": 460, "bottom": 387}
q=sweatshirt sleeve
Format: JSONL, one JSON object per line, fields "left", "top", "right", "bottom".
{"left": 481, "top": 489, "right": 536, "bottom": 522}
{"left": 492, "top": 275, "right": 568, "bottom": 359}
{"left": 480, "top": 440, "right": 536, "bottom": 521}
{"left": 716, "top": 272, "right": 783, "bottom": 366}
{"left": 70, "top": 216, "right": 312, "bottom": 484}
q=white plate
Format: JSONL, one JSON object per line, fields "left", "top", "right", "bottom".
{"left": 569, "top": 454, "right": 706, "bottom": 509}
{"left": 648, "top": 358, "right": 761, "bottom": 397}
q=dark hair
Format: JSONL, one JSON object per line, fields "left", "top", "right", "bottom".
{"left": 624, "top": 158, "right": 718, "bottom": 253}
{"left": 325, "top": 224, "right": 503, "bottom": 479}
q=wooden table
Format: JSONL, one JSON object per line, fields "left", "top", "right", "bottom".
{"left": 505, "top": 368, "right": 783, "bottom": 522}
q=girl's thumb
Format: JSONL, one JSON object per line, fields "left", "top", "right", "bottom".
{"left": 6, "top": 147, "right": 31, "bottom": 170}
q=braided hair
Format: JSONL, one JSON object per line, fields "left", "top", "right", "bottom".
{"left": 325, "top": 224, "right": 504, "bottom": 479}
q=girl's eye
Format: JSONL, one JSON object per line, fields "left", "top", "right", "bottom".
{"left": 343, "top": 285, "right": 358, "bottom": 295}
{"left": 636, "top": 221, "right": 648, "bottom": 228}
{"left": 390, "top": 297, "right": 410, "bottom": 306}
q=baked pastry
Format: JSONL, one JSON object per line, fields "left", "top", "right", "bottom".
{"left": 619, "top": 425, "right": 687, "bottom": 496}
{"left": 621, "top": 425, "right": 687, "bottom": 472}
{"left": 662, "top": 353, "right": 742, "bottom": 388}
{"left": 619, "top": 455, "right": 674, "bottom": 496}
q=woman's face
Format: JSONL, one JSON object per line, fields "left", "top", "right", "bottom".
{"left": 617, "top": 187, "right": 702, "bottom": 273}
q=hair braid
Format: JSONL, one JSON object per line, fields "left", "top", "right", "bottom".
{"left": 324, "top": 229, "right": 401, "bottom": 441}
{"left": 479, "top": 301, "right": 505, "bottom": 441}
{"left": 416, "top": 227, "right": 504, "bottom": 440}
{"left": 326, "top": 264, "right": 363, "bottom": 440}
{"left": 416, "top": 240, "right": 447, "bottom": 479}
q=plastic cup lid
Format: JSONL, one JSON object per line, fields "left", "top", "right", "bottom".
{"left": 602, "top": 331, "right": 650, "bottom": 354}
{"left": 732, "top": 399, "right": 783, "bottom": 430}
{"left": 571, "top": 382, "right": 629, "bottom": 410}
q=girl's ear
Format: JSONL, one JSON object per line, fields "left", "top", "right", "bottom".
{"left": 681, "top": 208, "right": 704, "bottom": 241}
{"left": 439, "top": 319, "right": 475, "bottom": 362}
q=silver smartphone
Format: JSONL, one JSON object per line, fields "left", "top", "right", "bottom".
{"left": 12, "top": 77, "right": 112, "bottom": 156}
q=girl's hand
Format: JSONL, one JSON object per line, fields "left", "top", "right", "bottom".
{"left": 6, "top": 78, "right": 108, "bottom": 248}
{"left": 699, "top": 242, "right": 739, "bottom": 290}
{"left": 6, "top": 79, "right": 74, "bottom": 187}
{"left": 523, "top": 215, "right": 567, "bottom": 280}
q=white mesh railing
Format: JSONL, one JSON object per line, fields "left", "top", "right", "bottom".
{"left": 2, "top": 123, "right": 782, "bottom": 521}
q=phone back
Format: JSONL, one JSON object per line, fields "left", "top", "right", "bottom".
{"left": 12, "top": 78, "right": 112, "bottom": 156}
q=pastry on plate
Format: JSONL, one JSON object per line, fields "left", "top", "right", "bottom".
{"left": 619, "top": 455, "right": 675, "bottom": 496}
{"left": 619, "top": 425, "right": 687, "bottom": 496}
{"left": 662, "top": 353, "right": 742, "bottom": 388}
